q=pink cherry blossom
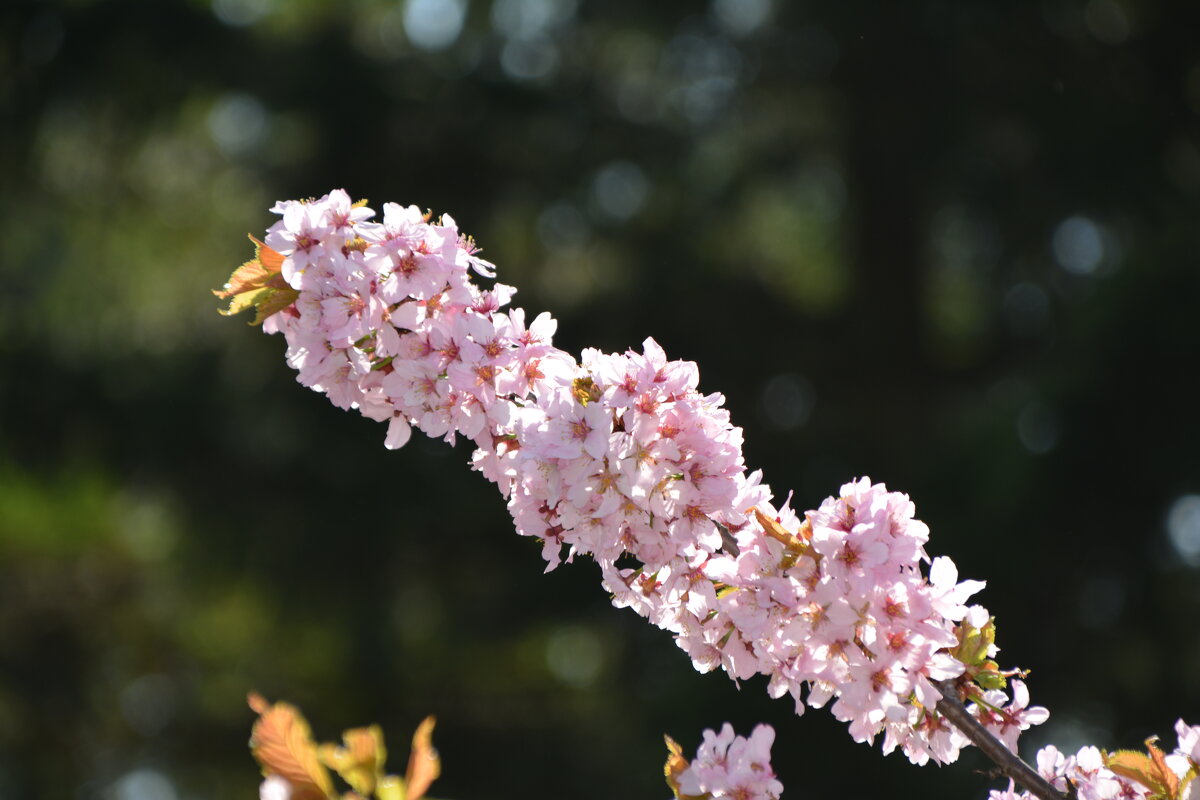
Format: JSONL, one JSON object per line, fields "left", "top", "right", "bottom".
{"left": 677, "top": 724, "right": 782, "bottom": 800}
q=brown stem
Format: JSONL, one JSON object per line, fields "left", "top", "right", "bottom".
{"left": 931, "top": 679, "right": 1068, "bottom": 800}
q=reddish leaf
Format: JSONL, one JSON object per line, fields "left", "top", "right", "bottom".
{"left": 215, "top": 236, "right": 295, "bottom": 323}
{"left": 213, "top": 259, "right": 267, "bottom": 299}
{"left": 404, "top": 716, "right": 440, "bottom": 800}
{"left": 252, "top": 235, "right": 285, "bottom": 271}
{"left": 1106, "top": 738, "right": 1180, "bottom": 799}
{"left": 248, "top": 693, "right": 335, "bottom": 800}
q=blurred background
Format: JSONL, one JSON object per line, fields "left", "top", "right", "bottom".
{"left": 2, "top": 0, "right": 1200, "bottom": 798}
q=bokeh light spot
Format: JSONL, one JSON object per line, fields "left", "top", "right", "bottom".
{"left": 119, "top": 498, "right": 177, "bottom": 563}
{"left": 211, "top": 0, "right": 272, "bottom": 28}
{"left": 500, "top": 37, "right": 559, "bottom": 81}
{"left": 403, "top": 0, "right": 468, "bottom": 52}
{"left": 1166, "top": 494, "right": 1200, "bottom": 566}
{"left": 1039, "top": 714, "right": 1114, "bottom": 758}
{"left": 545, "top": 626, "right": 603, "bottom": 687}
{"left": 591, "top": 161, "right": 649, "bottom": 222}
{"left": 120, "top": 674, "right": 178, "bottom": 737}
{"left": 711, "top": 0, "right": 772, "bottom": 37}
{"left": 1017, "top": 401, "right": 1059, "bottom": 454}
{"left": 492, "top": 0, "right": 577, "bottom": 40}
{"left": 207, "top": 93, "right": 268, "bottom": 158}
{"left": 111, "top": 769, "right": 177, "bottom": 800}
{"left": 795, "top": 160, "right": 846, "bottom": 223}
{"left": 761, "top": 373, "right": 815, "bottom": 431}
{"left": 1084, "top": 0, "right": 1130, "bottom": 44}
{"left": 661, "top": 33, "right": 743, "bottom": 125}
{"left": 537, "top": 202, "right": 589, "bottom": 249}
{"left": 932, "top": 204, "right": 1001, "bottom": 271}
{"left": 1052, "top": 215, "right": 1106, "bottom": 275}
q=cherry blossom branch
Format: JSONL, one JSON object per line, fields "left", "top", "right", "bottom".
{"left": 216, "top": 191, "right": 1200, "bottom": 800}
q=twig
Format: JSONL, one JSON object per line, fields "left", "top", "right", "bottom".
{"left": 931, "top": 679, "right": 1068, "bottom": 800}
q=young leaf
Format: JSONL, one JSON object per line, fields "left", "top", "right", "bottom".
{"left": 1105, "top": 738, "right": 1180, "bottom": 799}
{"left": 1144, "top": 737, "right": 1181, "bottom": 800}
{"left": 214, "top": 258, "right": 268, "bottom": 299}
{"left": 973, "top": 666, "right": 1008, "bottom": 691}
{"left": 252, "top": 286, "right": 300, "bottom": 326}
{"left": 214, "top": 237, "right": 282, "bottom": 298}
{"left": 255, "top": 234, "right": 285, "bottom": 271}
{"left": 248, "top": 693, "right": 336, "bottom": 800}
{"left": 218, "top": 286, "right": 270, "bottom": 318}
{"left": 404, "top": 716, "right": 440, "bottom": 800}
{"left": 663, "top": 735, "right": 708, "bottom": 800}
{"left": 374, "top": 776, "right": 405, "bottom": 800}
{"left": 663, "top": 734, "right": 689, "bottom": 798}
{"left": 214, "top": 236, "right": 296, "bottom": 324}
{"left": 319, "top": 725, "right": 387, "bottom": 797}
{"left": 952, "top": 617, "right": 997, "bottom": 668}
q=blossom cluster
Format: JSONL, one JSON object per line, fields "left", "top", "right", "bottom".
{"left": 676, "top": 724, "right": 783, "bottom": 800}
{"left": 992, "top": 719, "right": 1200, "bottom": 800}
{"left": 227, "top": 190, "right": 1048, "bottom": 770}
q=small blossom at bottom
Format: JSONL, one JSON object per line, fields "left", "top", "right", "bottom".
{"left": 677, "top": 723, "right": 783, "bottom": 800}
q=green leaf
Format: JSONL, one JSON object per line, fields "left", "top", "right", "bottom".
{"left": 973, "top": 668, "right": 1007, "bottom": 691}
{"left": 952, "top": 617, "right": 997, "bottom": 667}
{"left": 375, "top": 776, "right": 405, "bottom": 800}
{"left": 319, "top": 725, "right": 388, "bottom": 797}
{"left": 217, "top": 286, "right": 268, "bottom": 318}
{"left": 251, "top": 287, "right": 300, "bottom": 325}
